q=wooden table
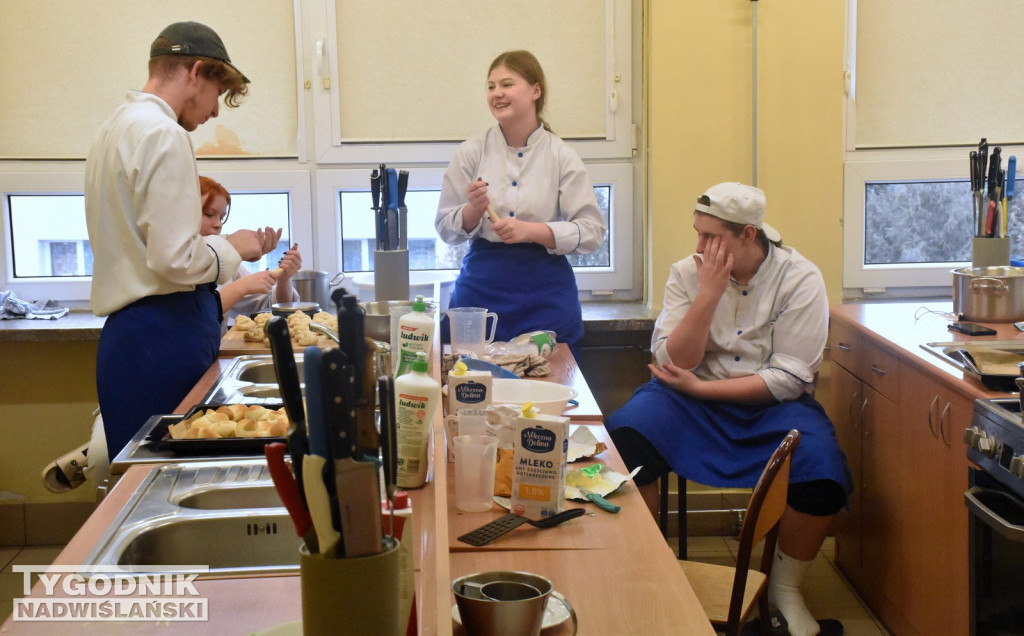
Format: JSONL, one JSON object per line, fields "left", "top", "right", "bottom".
{"left": 2, "top": 333, "right": 711, "bottom": 635}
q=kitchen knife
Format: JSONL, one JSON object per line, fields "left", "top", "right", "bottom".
{"left": 397, "top": 170, "right": 409, "bottom": 250}
{"left": 321, "top": 348, "right": 383, "bottom": 558}
{"left": 265, "top": 443, "right": 318, "bottom": 552}
{"left": 378, "top": 375, "right": 397, "bottom": 500}
{"left": 971, "top": 150, "right": 980, "bottom": 237}
{"left": 337, "top": 292, "right": 379, "bottom": 453}
{"left": 371, "top": 169, "right": 383, "bottom": 251}
{"left": 387, "top": 168, "right": 400, "bottom": 250}
{"left": 1008, "top": 156, "right": 1017, "bottom": 202}
{"left": 304, "top": 346, "right": 330, "bottom": 460}
{"left": 266, "top": 316, "right": 307, "bottom": 502}
{"left": 302, "top": 454, "right": 339, "bottom": 555}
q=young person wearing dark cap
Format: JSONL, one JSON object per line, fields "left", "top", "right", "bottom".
{"left": 605, "top": 183, "right": 852, "bottom": 636}
{"left": 85, "top": 22, "right": 276, "bottom": 457}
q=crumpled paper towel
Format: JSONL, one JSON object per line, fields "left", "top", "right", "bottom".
{"left": 0, "top": 290, "right": 69, "bottom": 320}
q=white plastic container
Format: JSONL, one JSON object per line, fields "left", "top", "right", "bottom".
{"left": 352, "top": 271, "right": 455, "bottom": 312}
{"left": 395, "top": 296, "right": 435, "bottom": 376}
{"left": 394, "top": 352, "right": 441, "bottom": 489}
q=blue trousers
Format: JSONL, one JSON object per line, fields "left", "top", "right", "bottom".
{"left": 96, "top": 286, "right": 221, "bottom": 458}
{"left": 447, "top": 240, "right": 584, "bottom": 362}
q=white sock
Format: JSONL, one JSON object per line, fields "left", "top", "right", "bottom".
{"left": 768, "top": 550, "right": 820, "bottom": 636}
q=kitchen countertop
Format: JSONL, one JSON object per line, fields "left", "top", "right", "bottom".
{"left": 0, "top": 302, "right": 658, "bottom": 344}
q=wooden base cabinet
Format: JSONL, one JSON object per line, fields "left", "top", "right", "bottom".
{"left": 828, "top": 318, "right": 969, "bottom": 635}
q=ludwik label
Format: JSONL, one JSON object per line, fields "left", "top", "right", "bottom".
{"left": 510, "top": 413, "right": 569, "bottom": 519}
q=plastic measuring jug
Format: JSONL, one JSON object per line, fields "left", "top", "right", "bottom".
{"left": 445, "top": 307, "right": 498, "bottom": 357}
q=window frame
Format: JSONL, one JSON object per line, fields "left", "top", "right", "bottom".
{"left": 0, "top": 168, "right": 314, "bottom": 303}
{"left": 315, "top": 162, "right": 635, "bottom": 295}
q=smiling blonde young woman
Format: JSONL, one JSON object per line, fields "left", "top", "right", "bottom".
{"left": 435, "top": 50, "right": 606, "bottom": 362}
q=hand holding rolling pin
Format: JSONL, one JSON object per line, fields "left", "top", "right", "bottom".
{"left": 461, "top": 178, "right": 492, "bottom": 231}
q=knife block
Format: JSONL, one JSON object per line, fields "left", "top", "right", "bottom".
{"left": 972, "top": 237, "right": 1010, "bottom": 269}
{"left": 299, "top": 539, "right": 401, "bottom": 636}
{"left": 374, "top": 250, "right": 410, "bottom": 302}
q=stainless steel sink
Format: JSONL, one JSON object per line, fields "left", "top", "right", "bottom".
{"left": 80, "top": 460, "right": 300, "bottom": 577}
{"left": 114, "top": 511, "right": 298, "bottom": 572}
{"left": 236, "top": 360, "right": 304, "bottom": 384}
{"left": 201, "top": 354, "right": 303, "bottom": 404}
{"left": 175, "top": 484, "right": 281, "bottom": 509}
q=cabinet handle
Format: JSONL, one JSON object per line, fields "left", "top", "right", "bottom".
{"left": 940, "top": 402, "right": 952, "bottom": 447}
{"left": 927, "top": 394, "right": 939, "bottom": 439}
{"left": 837, "top": 343, "right": 852, "bottom": 352}
{"left": 870, "top": 364, "right": 887, "bottom": 376}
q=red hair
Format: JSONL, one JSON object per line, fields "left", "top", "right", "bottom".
{"left": 199, "top": 176, "right": 231, "bottom": 215}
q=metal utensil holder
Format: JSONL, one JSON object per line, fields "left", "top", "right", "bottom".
{"left": 973, "top": 237, "right": 1010, "bottom": 268}
{"left": 374, "top": 249, "right": 410, "bottom": 302}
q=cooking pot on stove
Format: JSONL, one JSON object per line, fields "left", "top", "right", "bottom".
{"left": 952, "top": 266, "right": 1024, "bottom": 322}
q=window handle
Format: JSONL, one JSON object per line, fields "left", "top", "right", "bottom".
{"left": 316, "top": 38, "right": 330, "bottom": 90}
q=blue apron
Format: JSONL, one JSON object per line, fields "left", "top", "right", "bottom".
{"left": 605, "top": 379, "right": 853, "bottom": 502}
{"left": 96, "top": 284, "right": 222, "bottom": 457}
{"left": 447, "top": 240, "right": 584, "bottom": 362}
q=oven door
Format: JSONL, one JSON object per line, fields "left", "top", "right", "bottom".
{"left": 966, "top": 468, "right": 1024, "bottom": 635}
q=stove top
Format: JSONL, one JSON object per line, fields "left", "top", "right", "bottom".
{"left": 969, "top": 398, "right": 1024, "bottom": 499}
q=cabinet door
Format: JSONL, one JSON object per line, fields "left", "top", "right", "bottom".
{"left": 829, "top": 363, "right": 863, "bottom": 579}
{"left": 859, "top": 383, "right": 906, "bottom": 615}
{"left": 899, "top": 374, "right": 971, "bottom": 635}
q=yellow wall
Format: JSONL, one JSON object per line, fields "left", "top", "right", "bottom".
{"left": 647, "top": 0, "right": 845, "bottom": 308}
{"left": 1, "top": 342, "right": 99, "bottom": 503}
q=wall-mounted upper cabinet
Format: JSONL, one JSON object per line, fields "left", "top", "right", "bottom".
{"left": 309, "top": 0, "right": 634, "bottom": 164}
{"left": 0, "top": 0, "right": 301, "bottom": 160}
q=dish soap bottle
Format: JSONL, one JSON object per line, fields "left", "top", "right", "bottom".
{"left": 395, "top": 296, "right": 434, "bottom": 376}
{"left": 394, "top": 352, "right": 440, "bottom": 489}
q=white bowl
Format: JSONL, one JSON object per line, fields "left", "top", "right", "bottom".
{"left": 491, "top": 378, "right": 577, "bottom": 415}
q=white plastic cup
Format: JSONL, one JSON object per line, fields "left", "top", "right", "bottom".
{"left": 446, "top": 307, "right": 498, "bottom": 357}
{"left": 453, "top": 435, "right": 498, "bottom": 512}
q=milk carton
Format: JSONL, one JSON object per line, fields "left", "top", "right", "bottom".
{"left": 447, "top": 369, "right": 492, "bottom": 414}
{"left": 510, "top": 408, "right": 569, "bottom": 519}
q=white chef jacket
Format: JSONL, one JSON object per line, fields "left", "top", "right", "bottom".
{"left": 223, "top": 263, "right": 299, "bottom": 320}
{"left": 435, "top": 125, "right": 606, "bottom": 256}
{"left": 652, "top": 244, "right": 829, "bottom": 402}
{"left": 85, "top": 91, "right": 242, "bottom": 317}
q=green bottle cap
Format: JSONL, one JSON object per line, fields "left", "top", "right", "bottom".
{"left": 412, "top": 351, "right": 428, "bottom": 373}
{"left": 412, "top": 295, "right": 426, "bottom": 312}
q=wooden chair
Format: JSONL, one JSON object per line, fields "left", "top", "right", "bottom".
{"left": 679, "top": 429, "right": 801, "bottom": 636}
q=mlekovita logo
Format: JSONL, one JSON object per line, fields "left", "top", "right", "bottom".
{"left": 12, "top": 565, "right": 209, "bottom": 622}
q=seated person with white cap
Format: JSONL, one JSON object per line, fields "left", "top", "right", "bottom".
{"left": 605, "top": 182, "right": 852, "bottom": 636}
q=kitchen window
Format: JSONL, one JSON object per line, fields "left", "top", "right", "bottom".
{"left": 318, "top": 163, "right": 633, "bottom": 296}
{"left": 843, "top": 1, "right": 1024, "bottom": 297}
{"left": 0, "top": 0, "right": 640, "bottom": 303}
{"left": 0, "top": 170, "right": 313, "bottom": 302}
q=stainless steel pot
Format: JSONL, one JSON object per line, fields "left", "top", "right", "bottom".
{"left": 952, "top": 266, "right": 1024, "bottom": 322}
{"left": 292, "top": 270, "right": 345, "bottom": 309}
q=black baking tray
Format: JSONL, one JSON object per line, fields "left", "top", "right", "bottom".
{"left": 149, "top": 403, "right": 288, "bottom": 455}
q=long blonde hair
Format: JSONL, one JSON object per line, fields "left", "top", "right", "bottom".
{"left": 489, "top": 50, "right": 552, "bottom": 133}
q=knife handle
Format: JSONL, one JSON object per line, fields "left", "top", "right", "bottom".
{"left": 397, "top": 170, "right": 409, "bottom": 208}
{"left": 1008, "top": 156, "right": 1017, "bottom": 199}
{"left": 265, "top": 443, "right": 314, "bottom": 540}
{"left": 585, "top": 493, "right": 621, "bottom": 514}
{"left": 387, "top": 168, "right": 399, "bottom": 211}
{"left": 370, "top": 169, "right": 381, "bottom": 211}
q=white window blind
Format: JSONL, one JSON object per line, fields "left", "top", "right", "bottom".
{"left": 0, "top": 0, "right": 298, "bottom": 159}
{"left": 331, "top": 0, "right": 608, "bottom": 143}
{"left": 854, "top": 0, "right": 1024, "bottom": 149}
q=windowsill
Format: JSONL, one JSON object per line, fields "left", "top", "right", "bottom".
{"left": 1, "top": 301, "right": 657, "bottom": 343}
